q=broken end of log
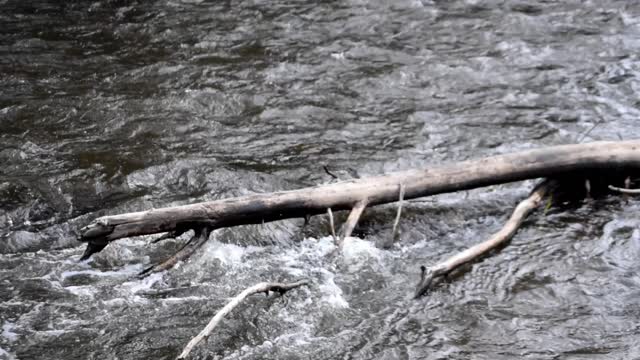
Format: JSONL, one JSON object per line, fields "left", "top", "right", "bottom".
{"left": 77, "top": 219, "right": 115, "bottom": 260}
{"left": 77, "top": 218, "right": 116, "bottom": 261}
{"left": 79, "top": 241, "right": 108, "bottom": 261}
{"left": 79, "top": 219, "right": 114, "bottom": 240}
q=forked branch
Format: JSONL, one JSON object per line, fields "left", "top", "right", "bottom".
{"left": 414, "top": 179, "right": 556, "bottom": 298}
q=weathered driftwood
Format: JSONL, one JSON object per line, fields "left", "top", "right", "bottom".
{"left": 608, "top": 184, "right": 640, "bottom": 194}
{"left": 382, "top": 183, "right": 405, "bottom": 249}
{"left": 337, "top": 199, "right": 367, "bottom": 248}
{"left": 176, "top": 280, "right": 309, "bottom": 359}
{"left": 327, "top": 208, "right": 337, "bottom": 242}
{"left": 414, "top": 179, "right": 556, "bottom": 298}
{"left": 79, "top": 140, "right": 640, "bottom": 262}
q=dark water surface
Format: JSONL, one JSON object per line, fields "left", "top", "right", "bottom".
{"left": 2, "top": 0, "right": 640, "bottom": 359}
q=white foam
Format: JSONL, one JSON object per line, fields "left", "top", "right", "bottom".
{"left": 0, "top": 347, "right": 17, "bottom": 360}
{"left": 341, "top": 237, "right": 383, "bottom": 264}
{"left": 65, "top": 285, "right": 97, "bottom": 299}
{"left": 117, "top": 272, "right": 165, "bottom": 303}
{"left": 271, "top": 331, "right": 311, "bottom": 347}
{"left": 202, "top": 240, "right": 261, "bottom": 267}
{"left": 318, "top": 269, "right": 348, "bottom": 309}
{"left": 101, "top": 298, "right": 128, "bottom": 307}
{"left": 60, "top": 263, "right": 143, "bottom": 280}
{"left": 276, "top": 236, "right": 333, "bottom": 277}
{"left": 160, "top": 296, "right": 208, "bottom": 304}
{"left": 123, "top": 272, "right": 164, "bottom": 293}
{"left": 399, "top": 238, "right": 429, "bottom": 253}
{"left": 2, "top": 322, "right": 18, "bottom": 342}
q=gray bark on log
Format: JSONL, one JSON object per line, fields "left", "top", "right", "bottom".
{"left": 79, "top": 140, "right": 640, "bottom": 259}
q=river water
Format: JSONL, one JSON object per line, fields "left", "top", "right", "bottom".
{"left": 2, "top": 1, "right": 640, "bottom": 359}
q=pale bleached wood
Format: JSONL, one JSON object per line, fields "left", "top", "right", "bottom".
{"left": 79, "top": 140, "right": 640, "bottom": 259}
{"left": 327, "top": 208, "right": 336, "bottom": 242}
{"left": 176, "top": 280, "right": 309, "bottom": 359}
{"left": 608, "top": 185, "right": 640, "bottom": 194}
{"left": 414, "top": 180, "right": 555, "bottom": 298}
{"left": 337, "top": 199, "right": 368, "bottom": 248}
{"left": 382, "top": 183, "right": 405, "bottom": 249}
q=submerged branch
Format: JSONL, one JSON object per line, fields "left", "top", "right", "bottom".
{"left": 176, "top": 280, "right": 309, "bottom": 359}
{"left": 414, "top": 179, "right": 556, "bottom": 298}
{"left": 139, "top": 227, "right": 211, "bottom": 278}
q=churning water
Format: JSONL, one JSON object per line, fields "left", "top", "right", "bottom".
{"left": 2, "top": 1, "right": 640, "bottom": 359}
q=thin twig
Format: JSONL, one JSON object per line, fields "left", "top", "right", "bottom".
{"left": 577, "top": 109, "right": 605, "bottom": 143}
{"left": 338, "top": 199, "right": 368, "bottom": 249}
{"left": 327, "top": 208, "right": 336, "bottom": 242}
{"left": 391, "top": 184, "right": 405, "bottom": 243}
{"left": 323, "top": 165, "right": 339, "bottom": 179}
{"left": 414, "top": 180, "right": 556, "bottom": 298}
{"left": 176, "top": 280, "right": 309, "bottom": 359}
{"left": 379, "top": 184, "right": 405, "bottom": 249}
{"left": 608, "top": 185, "right": 640, "bottom": 194}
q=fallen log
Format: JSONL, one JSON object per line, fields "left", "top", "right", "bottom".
{"left": 79, "top": 140, "right": 640, "bottom": 266}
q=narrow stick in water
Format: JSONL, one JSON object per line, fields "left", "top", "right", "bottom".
{"left": 177, "top": 280, "right": 309, "bottom": 359}
{"left": 414, "top": 180, "right": 556, "bottom": 298}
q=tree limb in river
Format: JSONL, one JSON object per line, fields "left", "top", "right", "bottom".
{"left": 176, "top": 280, "right": 309, "bottom": 360}
{"left": 78, "top": 140, "right": 640, "bottom": 269}
{"left": 139, "top": 226, "right": 212, "bottom": 277}
{"left": 414, "top": 179, "right": 557, "bottom": 298}
{"left": 608, "top": 184, "right": 640, "bottom": 194}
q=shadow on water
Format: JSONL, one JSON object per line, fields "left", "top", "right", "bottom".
{"left": 2, "top": 0, "right": 640, "bottom": 359}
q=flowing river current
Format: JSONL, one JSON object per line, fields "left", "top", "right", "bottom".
{"left": 2, "top": 1, "right": 640, "bottom": 359}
